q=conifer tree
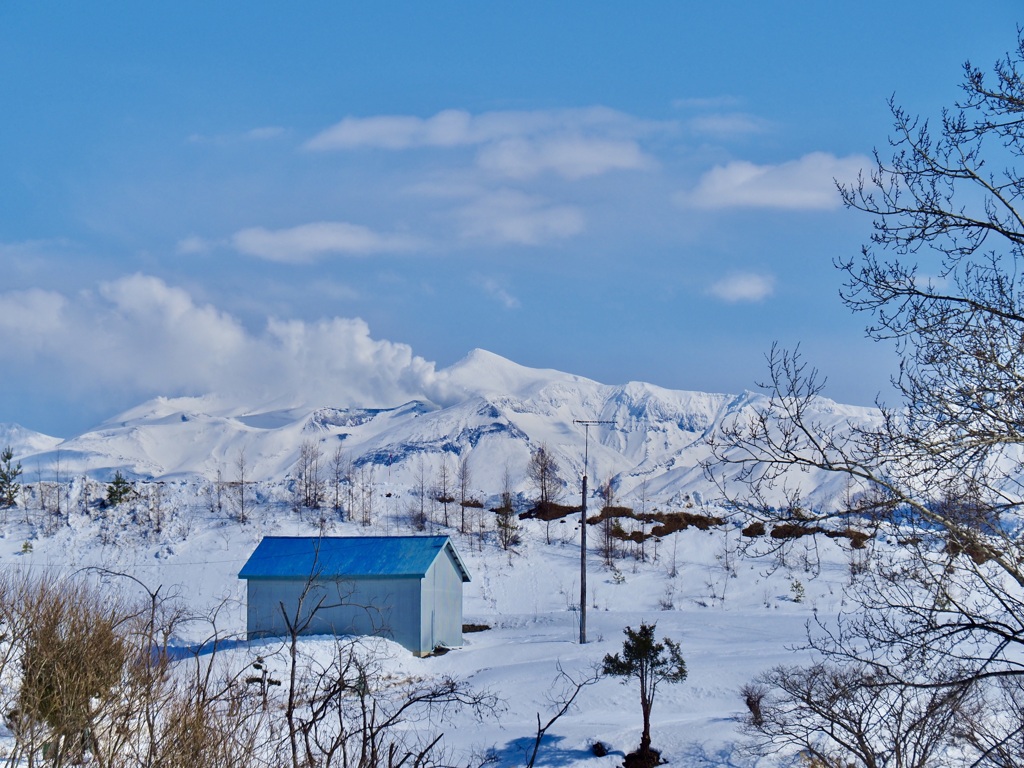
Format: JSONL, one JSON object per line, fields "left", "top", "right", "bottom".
{"left": 105, "top": 471, "right": 133, "bottom": 507}
{"left": 0, "top": 446, "right": 22, "bottom": 508}
{"left": 602, "top": 622, "right": 687, "bottom": 762}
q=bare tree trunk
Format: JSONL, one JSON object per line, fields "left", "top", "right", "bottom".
{"left": 233, "top": 448, "right": 249, "bottom": 523}
{"left": 458, "top": 455, "right": 471, "bottom": 534}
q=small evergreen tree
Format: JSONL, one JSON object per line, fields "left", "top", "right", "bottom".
{"left": 105, "top": 471, "right": 133, "bottom": 507}
{"left": 602, "top": 622, "right": 687, "bottom": 764}
{"left": 0, "top": 446, "right": 22, "bottom": 508}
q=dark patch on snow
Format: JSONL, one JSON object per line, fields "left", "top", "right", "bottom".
{"left": 476, "top": 403, "right": 501, "bottom": 419}
{"left": 354, "top": 421, "right": 528, "bottom": 468}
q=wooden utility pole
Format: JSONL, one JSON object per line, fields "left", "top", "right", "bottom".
{"left": 573, "top": 419, "right": 613, "bottom": 644}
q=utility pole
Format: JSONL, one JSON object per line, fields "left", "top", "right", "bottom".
{"left": 573, "top": 419, "right": 613, "bottom": 644}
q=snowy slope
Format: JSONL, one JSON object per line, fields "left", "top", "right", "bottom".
{"left": 0, "top": 423, "right": 61, "bottom": 456}
{"left": 0, "top": 348, "right": 886, "bottom": 766}
{"left": 1, "top": 348, "right": 879, "bottom": 511}
{"left": 0, "top": 469, "right": 856, "bottom": 768}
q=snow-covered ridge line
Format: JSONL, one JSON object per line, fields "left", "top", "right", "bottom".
{"left": 1, "top": 348, "right": 879, "bottom": 508}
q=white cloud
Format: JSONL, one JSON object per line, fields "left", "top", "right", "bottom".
{"left": 244, "top": 126, "right": 285, "bottom": 140}
{"left": 305, "top": 106, "right": 665, "bottom": 180}
{"left": 176, "top": 235, "right": 213, "bottom": 254}
{"left": 305, "top": 110, "right": 475, "bottom": 150}
{"left": 309, "top": 279, "right": 359, "bottom": 302}
{"left": 478, "top": 277, "right": 521, "bottom": 309}
{"left": 458, "top": 191, "right": 585, "bottom": 246}
{"left": 187, "top": 126, "right": 287, "bottom": 145}
{"left": 476, "top": 136, "right": 652, "bottom": 180}
{"left": 306, "top": 106, "right": 659, "bottom": 150}
{"left": 672, "top": 96, "right": 741, "bottom": 110}
{"left": 682, "top": 152, "right": 868, "bottom": 210}
{"left": 0, "top": 288, "right": 67, "bottom": 336}
{"left": 232, "top": 222, "right": 419, "bottom": 263}
{"left": 686, "top": 113, "right": 771, "bottom": 138}
{"left": 671, "top": 96, "right": 770, "bottom": 136}
{"left": 0, "top": 275, "right": 456, "bottom": 410}
{"left": 708, "top": 272, "right": 775, "bottom": 303}
{"left": 0, "top": 239, "right": 83, "bottom": 283}
{"left": 404, "top": 177, "right": 484, "bottom": 200}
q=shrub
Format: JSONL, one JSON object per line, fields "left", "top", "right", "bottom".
{"left": 742, "top": 521, "right": 766, "bottom": 537}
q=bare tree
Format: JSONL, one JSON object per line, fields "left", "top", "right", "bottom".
{"left": 346, "top": 458, "right": 359, "bottom": 522}
{"left": 148, "top": 482, "right": 165, "bottom": 534}
{"left": 708, "top": 32, "right": 1024, "bottom": 766}
{"left": 0, "top": 564, "right": 501, "bottom": 768}
{"left": 528, "top": 444, "right": 564, "bottom": 545}
{"left": 272, "top": 544, "right": 499, "bottom": 768}
{"left": 329, "top": 445, "right": 349, "bottom": 519}
{"left": 413, "top": 455, "right": 429, "bottom": 531}
{"left": 458, "top": 454, "right": 472, "bottom": 534}
{"left": 527, "top": 443, "right": 561, "bottom": 510}
{"left": 357, "top": 464, "right": 375, "bottom": 527}
{"left": 15, "top": 577, "right": 129, "bottom": 767}
{"left": 277, "top": 543, "right": 342, "bottom": 768}
{"left": 632, "top": 479, "right": 650, "bottom": 563}
{"left": 599, "top": 478, "right": 620, "bottom": 565}
{"left": 295, "top": 639, "right": 498, "bottom": 768}
{"left": 0, "top": 571, "right": 262, "bottom": 768}
{"left": 208, "top": 467, "right": 225, "bottom": 516}
{"left": 34, "top": 460, "right": 47, "bottom": 517}
{"left": 495, "top": 462, "right": 519, "bottom": 550}
{"left": 526, "top": 664, "right": 601, "bottom": 768}
{"left": 55, "top": 449, "right": 68, "bottom": 523}
{"left": 741, "top": 663, "right": 976, "bottom": 768}
{"left": 294, "top": 440, "right": 324, "bottom": 511}
{"left": 231, "top": 448, "right": 250, "bottom": 523}
{"left": 0, "top": 566, "right": 512, "bottom": 768}
{"left": 434, "top": 455, "right": 454, "bottom": 527}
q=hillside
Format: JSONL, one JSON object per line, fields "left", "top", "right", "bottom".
{"left": 2, "top": 348, "right": 878, "bottom": 512}
{"left": 0, "top": 348, "right": 881, "bottom": 765}
{"left": 0, "top": 448, "right": 850, "bottom": 768}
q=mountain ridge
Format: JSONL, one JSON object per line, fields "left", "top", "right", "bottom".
{"left": 0, "top": 349, "right": 878, "bottom": 508}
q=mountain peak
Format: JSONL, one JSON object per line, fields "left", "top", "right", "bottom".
{"left": 443, "top": 348, "right": 592, "bottom": 397}
{"left": 0, "top": 423, "right": 62, "bottom": 457}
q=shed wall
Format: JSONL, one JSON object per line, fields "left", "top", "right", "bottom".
{"left": 247, "top": 576, "right": 422, "bottom": 651}
{"left": 421, "top": 547, "right": 464, "bottom": 651}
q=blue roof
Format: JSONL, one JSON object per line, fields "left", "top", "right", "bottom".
{"left": 238, "top": 536, "right": 471, "bottom": 582}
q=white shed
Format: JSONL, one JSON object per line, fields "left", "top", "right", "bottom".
{"left": 238, "top": 535, "right": 471, "bottom": 656}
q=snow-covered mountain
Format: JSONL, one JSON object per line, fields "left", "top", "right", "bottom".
{"left": 0, "top": 423, "right": 62, "bottom": 457}
{"left": 0, "top": 349, "right": 890, "bottom": 766}
{"left": 1, "top": 349, "right": 878, "bottom": 508}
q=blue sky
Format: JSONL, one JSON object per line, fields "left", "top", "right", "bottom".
{"left": 1, "top": 2, "right": 1021, "bottom": 436}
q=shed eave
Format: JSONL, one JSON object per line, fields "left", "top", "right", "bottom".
{"left": 239, "top": 573, "right": 421, "bottom": 582}
{"left": 443, "top": 540, "right": 472, "bottom": 583}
